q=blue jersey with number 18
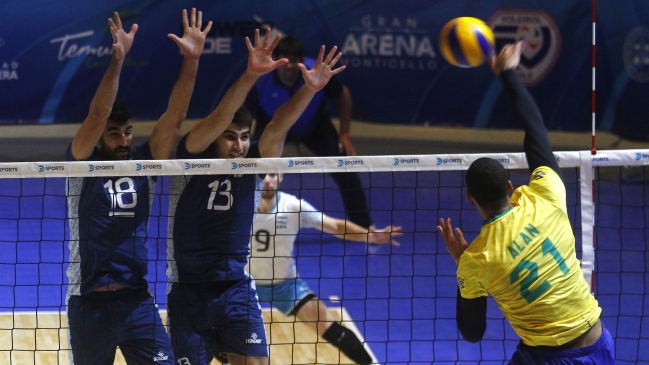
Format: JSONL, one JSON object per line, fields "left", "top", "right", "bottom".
{"left": 166, "top": 134, "right": 262, "bottom": 286}
{"left": 457, "top": 166, "right": 601, "bottom": 347}
{"left": 65, "top": 142, "right": 155, "bottom": 296}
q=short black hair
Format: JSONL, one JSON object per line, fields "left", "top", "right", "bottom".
{"left": 108, "top": 100, "right": 132, "bottom": 125}
{"left": 466, "top": 157, "right": 510, "bottom": 212}
{"left": 275, "top": 36, "right": 304, "bottom": 58}
{"left": 232, "top": 106, "right": 253, "bottom": 129}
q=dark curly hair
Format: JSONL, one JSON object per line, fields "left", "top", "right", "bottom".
{"left": 232, "top": 106, "right": 253, "bottom": 129}
{"left": 108, "top": 100, "right": 132, "bottom": 125}
{"left": 275, "top": 36, "right": 304, "bottom": 58}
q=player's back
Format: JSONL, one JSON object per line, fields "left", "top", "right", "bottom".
{"left": 459, "top": 167, "right": 601, "bottom": 346}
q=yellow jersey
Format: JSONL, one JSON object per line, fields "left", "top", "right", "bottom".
{"left": 457, "top": 166, "right": 601, "bottom": 346}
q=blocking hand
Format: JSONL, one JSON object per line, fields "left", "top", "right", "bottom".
{"left": 168, "top": 8, "right": 212, "bottom": 59}
{"left": 299, "top": 45, "right": 345, "bottom": 92}
{"left": 108, "top": 12, "right": 138, "bottom": 61}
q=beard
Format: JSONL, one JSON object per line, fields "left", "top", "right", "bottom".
{"left": 260, "top": 189, "right": 277, "bottom": 200}
{"left": 101, "top": 144, "right": 131, "bottom": 160}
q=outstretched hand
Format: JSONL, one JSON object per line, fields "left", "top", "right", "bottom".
{"left": 108, "top": 12, "right": 138, "bottom": 61}
{"left": 368, "top": 225, "right": 403, "bottom": 246}
{"left": 299, "top": 45, "right": 345, "bottom": 92}
{"left": 168, "top": 8, "right": 212, "bottom": 59}
{"left": 437, "top": 218, "right": 469, "bottom": 265}
{"left": 490, "top": 40, "right": 524, "bottom": 75}
{"left": 245, "top": 29, "right": 288, "bottom": 76}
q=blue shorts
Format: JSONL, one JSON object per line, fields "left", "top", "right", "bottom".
{"left": 255, "top": 277, "right": 315, "bottom": 315}
{"left": 67, "top": 287, "right": 174, "bottom": 365}
{"left": 509, "top": 321, "right": 615, "bottom": 365}
{"left": 167, "top": 278, "right": 268, "bottom": 363}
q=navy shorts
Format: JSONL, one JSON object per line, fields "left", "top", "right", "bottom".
{"left": 167, "top": 278, "right": 269, "bottom": 363}
{"left": 509, "top": 321, "right": 616, "bottom": 365}
{"left": 67, "top": 287, "right": 174, "bottom": 365}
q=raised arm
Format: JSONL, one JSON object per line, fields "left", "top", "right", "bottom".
{"left": 184, "top": 29, "right": 287, "bottom": 154}
{"left": 149, "top": 8, "right": 211, "bottom": 160}
{"left": 319, "top": 215, "right": 401, "bottom": 246}
{"left": 71, "top": 12, "right": 137, "bottom": 160}
{"left": 258, "top": 45, "right": 345, "bottom": 158}
{"left": 337, "top": 85, "right": 356, "bottom": 155}
{"left": 493, "top": 42, "right": 561, "bottom": 178}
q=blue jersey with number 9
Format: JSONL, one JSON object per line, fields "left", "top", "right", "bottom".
{"left": 457, "top": 166, "right": 601, "bottom": 346}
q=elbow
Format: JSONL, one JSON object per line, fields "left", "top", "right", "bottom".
{"left": 460, "top": 330, "right": 484, "bottom": 343}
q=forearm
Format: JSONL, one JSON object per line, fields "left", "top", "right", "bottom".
{"left": 258, "top": 85, "right": 316, "bottom": 157}
{"left": 500, "top": 70, "right": 561, "bottom": 177}
{"left": 72, "top": 56, "right": 124, "bottom": 160}
{"left": 326, "top": 217, "right": 370, "bottom": 242}
{"left": 337, "top": 86, "right": 353, "bottom": 135}
{"left": 87, "top": 56, "right": 123, "bottom": 122}
{"left": 150, "top": 57, "right": 199, "bottom": 159}
{"left": 456, "top": 288, "right": 487, "bottom": 343}
{"left": 187, "top": 70, "right": 259, "bottom": 153}
{"left": 164, "top": 57, "right": 199, "bottom": 120}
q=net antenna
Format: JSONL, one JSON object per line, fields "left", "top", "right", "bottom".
{"left": 591, "top": 0, "right": 597, "bottom": 155}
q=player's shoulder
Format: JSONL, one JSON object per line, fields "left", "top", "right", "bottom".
{"left": 530, "top": 166, "right": 561, "bottom": 182}
{"left": 277, "top": 192, "right": 301, "bottom": 210}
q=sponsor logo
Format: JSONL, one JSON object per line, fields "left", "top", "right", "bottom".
{"left": 39, "top": 165, "right": 65, "bottom": 172}
{"left": 457, "top": 277, "right": 465, "bottom": 290}
{"left": 50, "top": 27, "right": 148, "bottom": 71}
{"left": 0, "top": 167, "right": 18, "bottom": 173}
{"left": 592, "top": 156, "right": 609, "bottom": 162}
{"left": 624, "top": 26, "right": 649, "bottom": 83}
{"left": 232, "top": 162, "right": 258, "bottom": 170}
{"left": 288, "top": 159, "right": 314, "bottom": 167}
{"left": 635, "top": 153, "right": 649, "bottom": 160}
{"left": 50, "top": 31, "right": 112, "bottom": 62}
{"left": 436, "top": 158, "right": 461, "bottom": 165}
{"left": 153, "top": 352, "right": 169, "bottom": 362}
{"left": 490, "top": 10, "right": 561, "bottom": 86}
{"left": 337, "top": 159, "right": 364, "bottom": 167}
{"left": 533, "top": 170, "right": 546, "bottom": 180}
{"left": 185, "top": 163, "right": 211, "bottom": 170}
{"left": 88, "top": 164, "right": 114, "bottom": 172}
{"left": 496, "top": 158, "right": 511, "bottom": 164}
{"left": 246, "top": 333, "right": 263, "bottom": 344}
{"left": 198, "top": 18, "right": 274, "bottom": 55}
{"left": 394, "top": 158, "right": 420, "bottom": 165}
{"left": 136, "top": 163, "right": 162, "bottom": 171}
{"left": 340, "top": 15, "right": 437, "bottom": 71}
{"left": 0, "top": 61, "right": 19, "bottom": 81}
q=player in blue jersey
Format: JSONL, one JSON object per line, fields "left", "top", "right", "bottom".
{"left": 437, "top": 42, "right": 615, "bottom": 364}
{"left": 166, "top": 29, "right": 345, "bottom": 365}
{"left": 65, "top": 10, "right": 211, "bottom": 365}
{"left": 245, "top": 36, "right": 374, "bottom": 230}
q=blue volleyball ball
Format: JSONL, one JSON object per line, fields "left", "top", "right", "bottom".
{"left": 439, "top": 17, "right": 495, "bottom": 68}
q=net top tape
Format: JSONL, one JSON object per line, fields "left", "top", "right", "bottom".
{"left": 0, "top": 150, "right": 647, "bottom": 178}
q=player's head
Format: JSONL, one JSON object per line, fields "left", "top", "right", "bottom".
{"left": 213, "top": 106, "right": 253, "bottom": 159}
{"left": 261, "top": 173, "right": 284, "bottom": 199}
{"left": 100, "top": 100, "right": 132, "bottom": 160}
{"left": 466, "top": 157, "right": 512, "bottom": 214}
{"left": 275, "top": 36, "right": 304, "bottom": 87}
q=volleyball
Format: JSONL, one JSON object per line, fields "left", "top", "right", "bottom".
{"left": 439, "top": 17, "right": 495, "bottom": 68}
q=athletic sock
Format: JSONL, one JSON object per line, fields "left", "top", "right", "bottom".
{"left": 322, "top": 322, "right": 373, "bottom": 365}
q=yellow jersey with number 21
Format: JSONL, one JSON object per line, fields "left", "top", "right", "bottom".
{"left": 457, "top": 166, "right": 601, "bottom": 346}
